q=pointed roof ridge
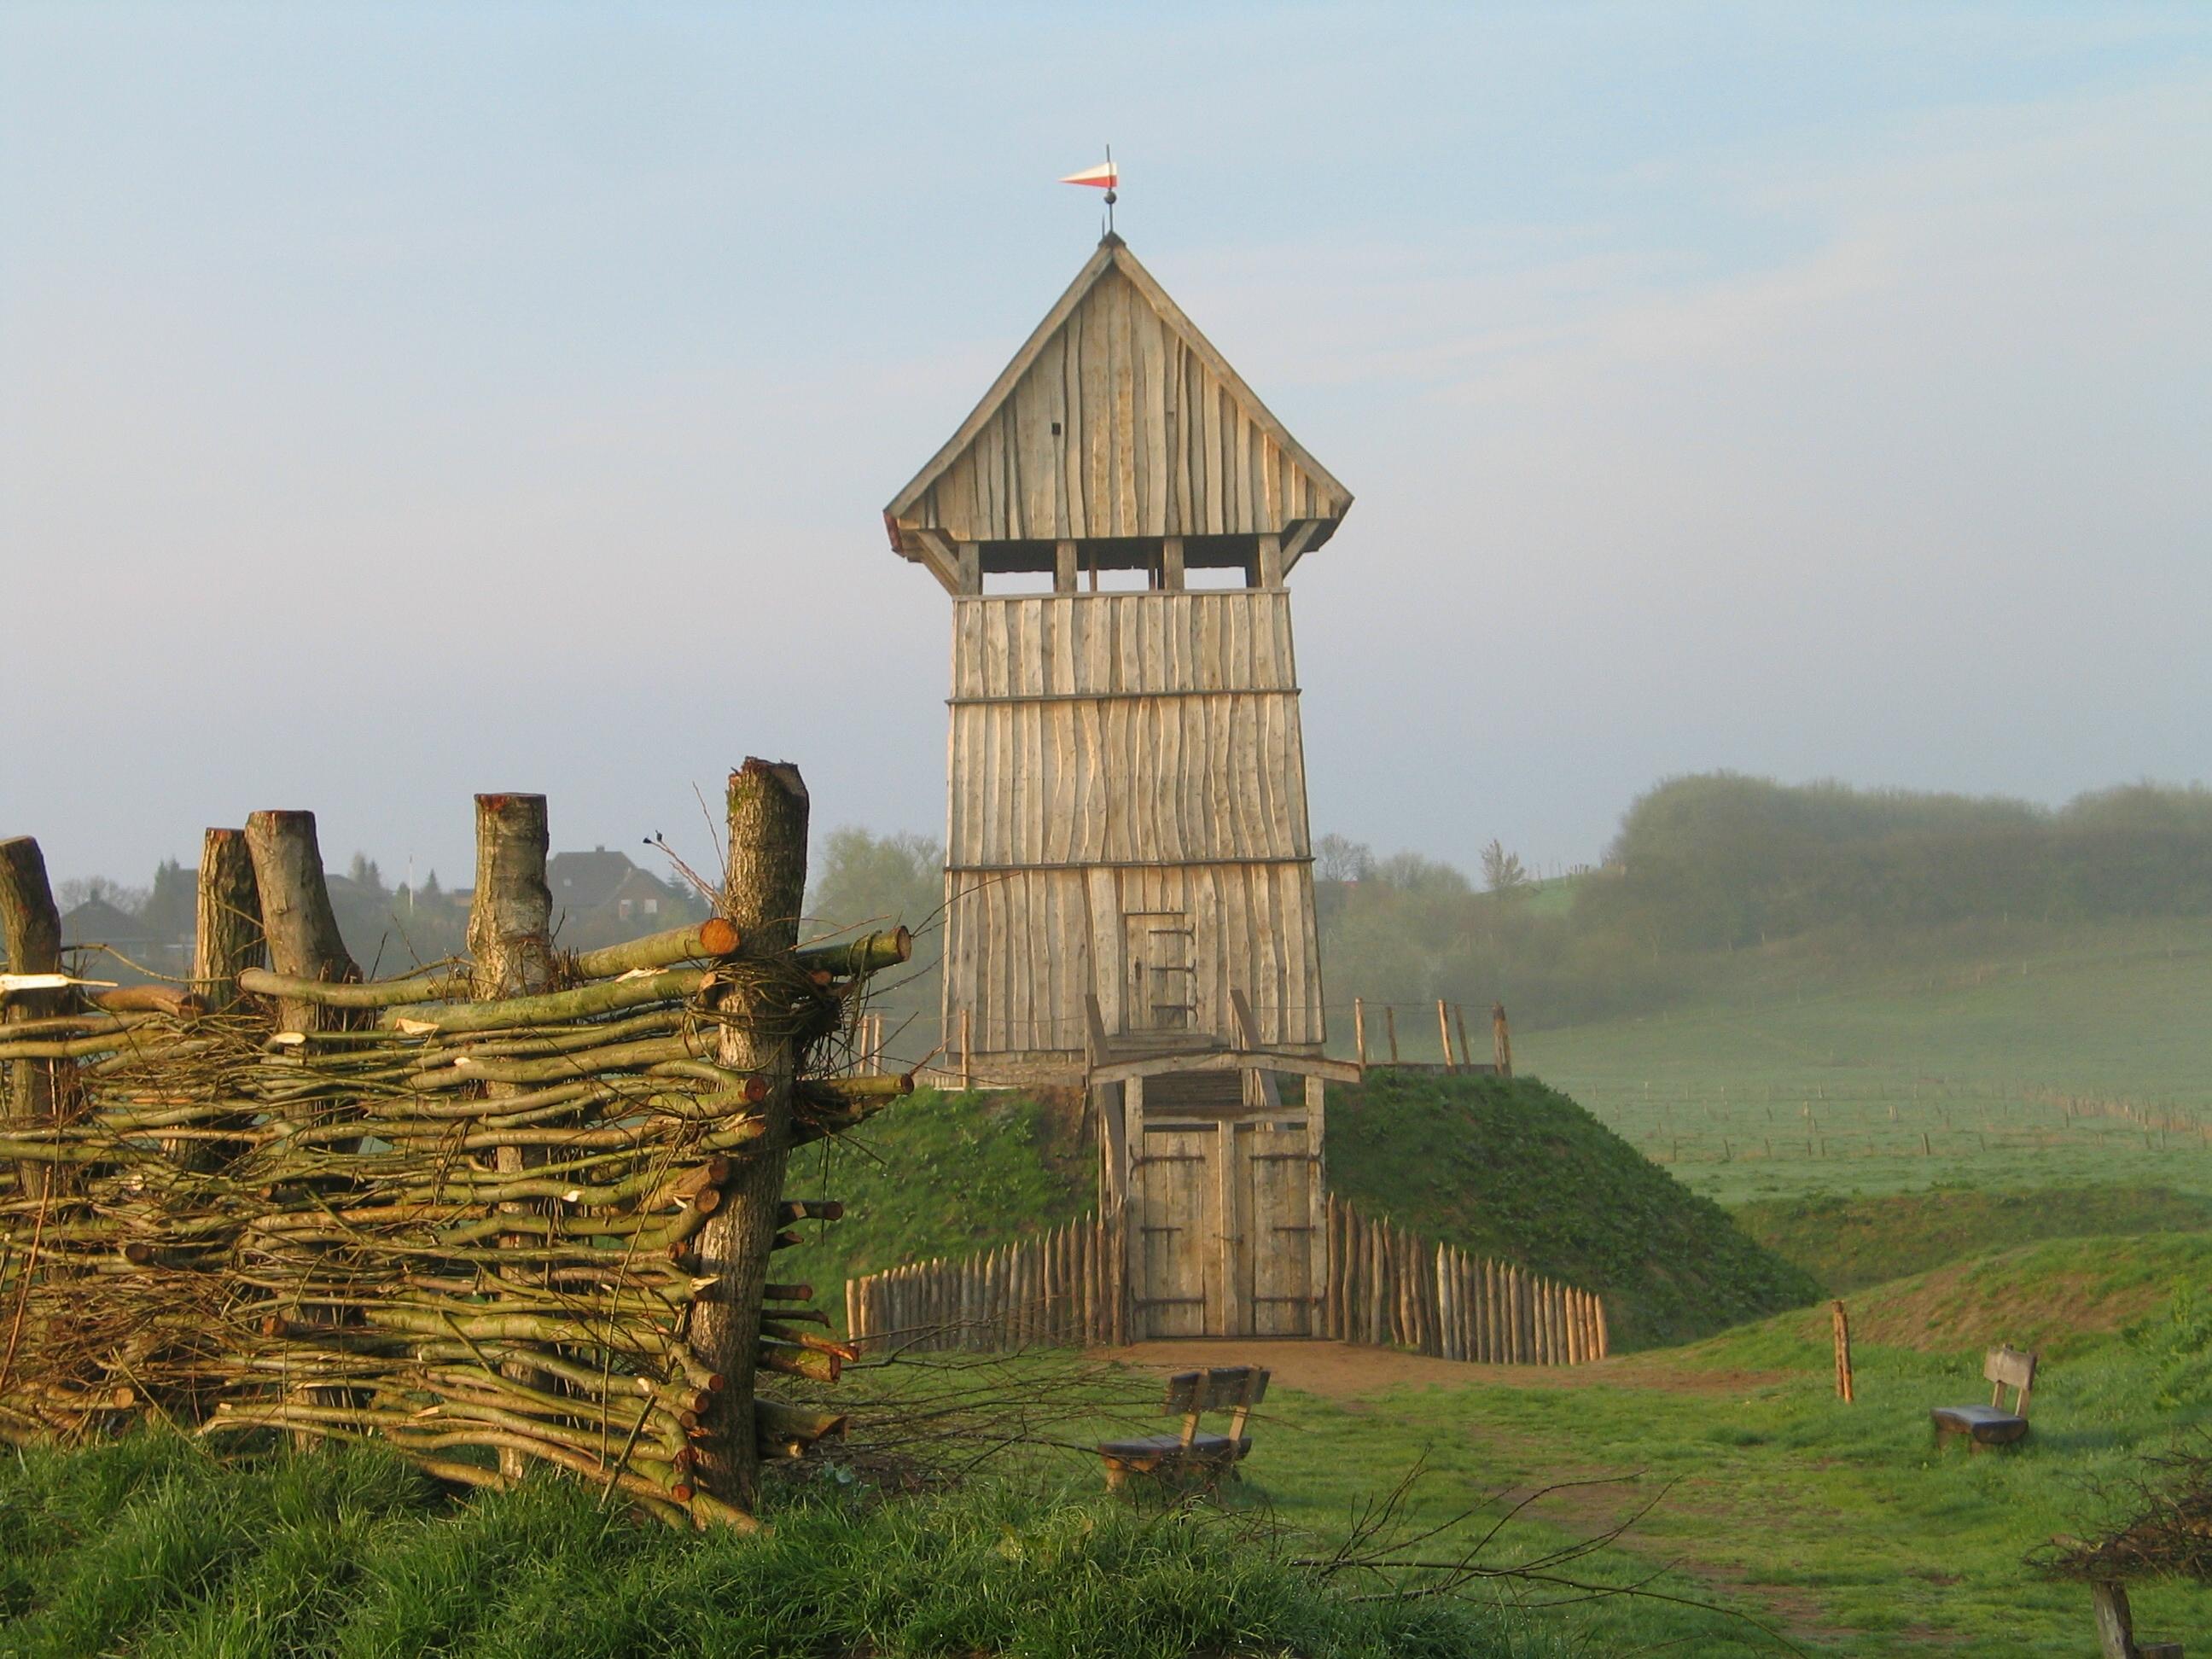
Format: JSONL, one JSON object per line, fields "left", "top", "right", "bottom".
{"left": 884, "top": 238, "right": 1350, "bottom": 534}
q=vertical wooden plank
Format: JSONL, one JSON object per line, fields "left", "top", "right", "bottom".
{"left": 1216, "top": 1118, "right": 1240, "bottom": 1336}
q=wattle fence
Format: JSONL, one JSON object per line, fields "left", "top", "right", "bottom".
{"left": 845, "top": 1196, "right": 1608, "bottom": 1365}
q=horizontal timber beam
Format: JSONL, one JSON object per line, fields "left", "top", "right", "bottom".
{"left": 946, "top": 686, "right": 1299, "bottom": 706}
{"left": 946, "top": 857, "right": 1313, "bottom": 873}
{"left": 1088, "top": 1049, "right": 1360, "bottom": 1086}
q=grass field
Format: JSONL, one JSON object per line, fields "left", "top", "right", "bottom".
{"left": 1237, "top": 1246, "right": 2212, "bottom": 1655}
{"left": 0, "top": 1433, "right": 1539, "bottom": 1659}
{"left": 20, "top": 1231, "right": 2210, "bottom": 1656}
{"left": 1516, "top": 917, "right": 2212, "bottom": 1205}
{"left": 15, "top": 918, "right": 2212, "bottom": 1653}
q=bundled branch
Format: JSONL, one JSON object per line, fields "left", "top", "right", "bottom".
{"left": 0, "top": 775, "right": 915, "bottom": 1529}
{"left": 2036, "top": 1434, "right": 2212, "bottom": 1586}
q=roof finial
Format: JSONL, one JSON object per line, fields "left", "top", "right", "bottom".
{"left": 1059, "top": 147, "right": 1121, "bottom": 243}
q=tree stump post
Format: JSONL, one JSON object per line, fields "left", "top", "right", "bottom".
{"left": 690, "top": 759, "right": 810, "bottom": 1513}
{"left": 243, "top": 812, "right": 360, "bottom": 1031}
{"left": 467, "top": 793, "right": 555, "bottom": 1481}
{"left": 192, "top": 828, "right": 263, "bottom": 1013}
{"left": 1492, "top": 1002, "right": 1514, "bottom": 1079}
{"left": 1, "top": 837, "right": 68, "bottom": 1200}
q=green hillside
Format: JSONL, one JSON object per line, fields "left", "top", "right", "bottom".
{"left": 1326, "top": 1072, "right": 1816, "bottom": 1349}
{"left": 775, "top": 1090, "right": 1093, "bottom": 1321}
{"left": 794, "top": 1074, "right": 1814, "bottom": 1352}
{"left": 1737, "top": 1184, "right": 2212, "bottom": 1295}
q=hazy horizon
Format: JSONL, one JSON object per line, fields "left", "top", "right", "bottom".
{"left": 6, "top": 3, "right": 2208, "bottom": 889}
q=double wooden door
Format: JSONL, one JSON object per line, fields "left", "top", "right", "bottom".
{"left": 1133, "top": 1116, "right": 1319, "bottom": 1337}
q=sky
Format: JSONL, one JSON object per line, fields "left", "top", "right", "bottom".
{"left": 4, "top": 3, "right": 2208, "bottom": 891}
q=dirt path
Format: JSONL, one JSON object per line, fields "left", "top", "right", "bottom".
{"left": 1089, "top": 1338, "right": 1792, "bottom": 1400}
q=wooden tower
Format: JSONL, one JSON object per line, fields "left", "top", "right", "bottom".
{"left": 885, "top": 234, "right": 1353, "bottom": 1088}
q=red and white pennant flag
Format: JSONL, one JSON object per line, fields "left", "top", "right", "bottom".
{"left": 1060, "top": 160, "right": 1118, "bottom": 189}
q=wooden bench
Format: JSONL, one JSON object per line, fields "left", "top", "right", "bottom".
{"left": 1931, "top": 1344, "right": 2037, "bottom": 1450}
{"left": 1098, "top": 1365, "right": 1269, "bottom": 1493}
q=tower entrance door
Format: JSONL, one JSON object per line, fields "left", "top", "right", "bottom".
{"left": 1130, "top": 1106, "right": 1322, "bottom": 1338}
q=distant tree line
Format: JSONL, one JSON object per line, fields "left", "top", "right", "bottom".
{"left": 1586, "top": 774, "right": 2212, "bottom": 952}
{"left": 1321, "top": 775, "right": 2212, "bottom": 1029}
{"left": 59, "top": 775, "right": 2196, "bottom": 1031}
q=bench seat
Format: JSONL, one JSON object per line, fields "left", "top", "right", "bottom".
{"left": 1931, "top": 1344, "right": 2037, "bottom": 1451}
{"left": 1098, "top": 1431, "right": 1252, "bottom": 1466}
{"left": 1099, "top": 1366, "right": 1268, "bottom": 1492}
{"left": 1930, "top": 1404, "right": 2029, "bottom": 1445}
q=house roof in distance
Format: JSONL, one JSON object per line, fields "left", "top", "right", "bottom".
{"left": 546, "top": 847, "right": 640, "bottom": 914}
{"left": 884, "top": 235, "right": 1352, "bottom": 565}
{"left": 60, "top": 895, "right": 158, "bottom": 948}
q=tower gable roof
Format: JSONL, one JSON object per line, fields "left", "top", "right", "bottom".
{"left": 885, "top": 237, "right": 1351, "bottom": 561}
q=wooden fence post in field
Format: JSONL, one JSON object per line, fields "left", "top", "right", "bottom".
{"left": 1832, "top": 1300, "right": 1854, "bottom": 1403}
{"left": 1492, "top": 1002, "right": 1513, "bottom": 1080}
{"left": 468, "top": 793, "right": 556, "bottom": 1481}
{"left": 1353, "top": 998, "right": 1367, "bottom": 1067}
{"left": 1385, "top": 1004, "right": 1399, "bottom": 1064}
{"left": 244, "top": 812, "right": 361, "bottom": 1033}
{"left": 1438, "top": 999, "right": 1456, "bottom": 1071}
{"left": 1456, "top": 1005, "right": 1474, "bottom": 1074}
{"left": 688, "top": 759, "right": 809, "bottom": 1514}
{"left": 192, "top": 828, "right": 263, "bottom": 1013}
{"left": 0, "top": 837, "right": 67, "bottom": 1202}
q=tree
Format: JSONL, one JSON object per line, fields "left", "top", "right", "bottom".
{"left": 142, "top": 858, "right": 195, "bottom": 942}
{"left": 1480, "top": 840, "right": 1529, "bottom": 895}
{"left": 1315, "top": 834, "right": 1376, "bottom": 884}
{"left": 347, "top": 853, "right": 387, "bottom": 897}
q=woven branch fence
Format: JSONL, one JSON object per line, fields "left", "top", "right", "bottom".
{"left": 0, "top": 767, "right": 908, "bottom": 1529}
{"left": 846, "top": 1197, "right": 1608, "bottom": 1365}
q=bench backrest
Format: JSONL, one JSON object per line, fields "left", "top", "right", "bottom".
{"left": 1162, "top": 1366, "right": 1271, "bottom": 1448}
{"left": 1983, "top": 1344, "right": 2038, "bottom": 1417}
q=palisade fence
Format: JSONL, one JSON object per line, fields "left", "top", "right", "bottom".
{"left": 0, "top": 765, "right": 911, "bottom": 1531}
{"left": 846, "top": 1197, "right": 1608, "bottom": 1366}
{"left": 847, "top": 1213, "right": 1129, "bottom": 1352}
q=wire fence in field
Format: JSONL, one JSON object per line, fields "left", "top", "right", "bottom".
{"left": 1548, "top": 1077, "right": 2212, "bottom": 1168}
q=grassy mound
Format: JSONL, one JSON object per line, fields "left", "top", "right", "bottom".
{"left": 777, "top": 1088, "right": 1093, "bottom": 1324}
{"left": 1734, "top": 1184, "right": 2212, "bottom": 1295}
{"left": 0, "top": 1435, "right": 1529, "bottom": 1658}
{"left": 787, "top": 1076, "right": 1810, "bottom": 1352}
{"left": 1327, "top": 1072, "right": 1818, "bottom": 1349}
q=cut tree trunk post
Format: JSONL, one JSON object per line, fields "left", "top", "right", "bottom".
{"left": 1, "top": 836, "right": 67, "bottom": 1199}
{"left": 1492, "top": 1002, "right": 1513, "bottom": 1079}
{"left": 689, "top": 759, "right": 809, "bottom": 1515}
{"left": 1385, "top": 1004, "right": 1398, "bottom": 1064}
{"left": 243, "top": 812, "right": 360, "bottom": 1033}
{"left": 1456, "top": 1006, "right": 1474, "bottom": 1074}
{"left": 1438, "top": 999, "right": 1456, "bottom": 1071}
{"left": 192, "top": 828, "right": 263, "bottom": 1013}
{"left": 468, "top": 793, "right": 555, "bottom": 1482}
{"left": 1353, "top": 997, "right": 1366, "bottom": 1067}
